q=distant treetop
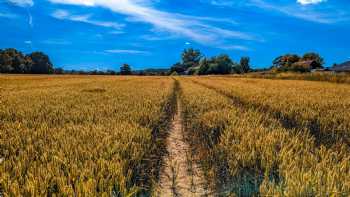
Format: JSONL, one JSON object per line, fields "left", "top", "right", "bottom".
{"left": 170, "top": 48, "right": 251, "bottom": 75}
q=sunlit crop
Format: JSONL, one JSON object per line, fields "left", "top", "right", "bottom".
{"left": 0, "top": 75, "right": 175, "bottom": 196}
{"left": 1, "top": 75, "right": 349, "bottom": 196}
{"left": 179, "top": 77, "right": 350, "bottom": 196}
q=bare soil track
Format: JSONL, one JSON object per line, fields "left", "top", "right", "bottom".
{"left": 157, "top": 97, "right": 210, "bottom": 197}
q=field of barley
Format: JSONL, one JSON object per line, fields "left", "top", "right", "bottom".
{"left": 0, "top": 75, "right": 349, "bottom": 196}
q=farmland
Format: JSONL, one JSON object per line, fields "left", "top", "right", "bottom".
{"left": 1, "top": 75, "right": 350, "bottom": 196}
{"left": 0, "top": 75, "right": 176, "bottom": 196}
{"left": 181, "top": 77, "right": 350, "bottom": 196}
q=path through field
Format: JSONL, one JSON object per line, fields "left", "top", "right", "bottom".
{"left": 157, "top": 96, "right": 210, "bottom": 197}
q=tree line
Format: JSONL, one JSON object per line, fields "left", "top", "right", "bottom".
{"left": 0, "top": 48, "right": 54, "bottom": 74}
{"left": 1, "top": 48, "right": 327, "bottom": 75}
{"left": 0, "top": 48, "right": 139, "bottom": 75}
{"left": 170, "top": 48, "right": 251, "bottom": 75}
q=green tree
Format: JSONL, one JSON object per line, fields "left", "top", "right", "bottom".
{"left": 232, "top": 63, "right": 243, "bottom": 74}
{"left": 23, "top": 56, "right": 33, "bottom": 73}
{"left": 0, "top": 49, "right": 14, "bottom": 73}
{"left": 170, "top": 62, "right": 186, "bottom": 74}
{"left": 181, "top": 48, "right": 202, "bottom": 69}
{"left": 120, "top": 64, "right": 132, "bottom": 75}
{"left": 0, "top": 49, "right": 55, "bottom": 74}
{"left": 0, "top": 48, "right": 29, "bottom": 73}
{"left": 301, "top": 52, "right": 324, "bottom": 68}
{"left": 215, "top": 55, "right": 233, "bottom": 74}
{"left": 11, "top": 51, "right": 26, "bottom": 73}
{"left": 207, "top": 55, "right": 233, "bottom": 74}
{"left": 240, "top": 57, "right": 250, "bottom": 73}
{"left": 198, "top": 58, "right": 210, "bottom": 75}
{"left": 282, "top": 54, "right": 300, "bottom": 68}
{"left": 272, "top": 54, "right": 300, "bottom": 70}
{"left": 29, "top": 52, "right": 54, "bottom": 74}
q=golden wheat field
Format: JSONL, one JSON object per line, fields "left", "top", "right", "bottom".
{"left": 1, "top": 75, "right": 350, "bottom": 196}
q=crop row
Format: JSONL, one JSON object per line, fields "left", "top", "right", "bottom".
{"left": 191, "top": 77, "right": 350, "bottom": 148}
{"left": 179, "top": 78, "right": 350, "bottom": 196}
{"left": 0, "top": 76, "right": 176, "bottom": 196}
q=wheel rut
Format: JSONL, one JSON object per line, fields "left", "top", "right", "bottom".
{"left": 157, "top": 95, "right": 210, "bottom": 197}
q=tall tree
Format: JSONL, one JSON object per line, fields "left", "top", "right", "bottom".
{"left": 240, "top": 57, "right": 250, "bottom": 73}
{"left": 120, "top": 63, "right": 132, "bottom": 75}
{"left": 198, "top": 58, "right": 210, "bottom": 75}
{"left": 181, "top": 48, "right": 202, "bottom": 69}
{"left": 0, "top": 49, "right": 13, "bottom": 73}
{"left": 207, "top": 54, "right": 233, "bottom": 74}
{"left": 29, "top": 52, "right": 54, "bottom": 74}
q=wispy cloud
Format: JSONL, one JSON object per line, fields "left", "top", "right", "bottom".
{"left": 250, "top": 0, "right": 344, "bottom": 24}
{"left": 206, "top": 0, "right": 348, "bottom": 24}
{"left": 203, "top": 0, "right": 240, "bottom": 7}
{"left": 174, "top": 14, "right": 239, "bottom": 25}
{"left": 48, "top": 0, "right": 258, "bottom": 46}
{"left": 7, "top": 0, "right": 33, "bottom": 7}
{"left": 297, "top": 0, "right": 326, "bottom": 5}
{"left": 105, "top": 49, "right": 150, "bottom": 55}
{"left": 28, "top": 12, "right": 33, "bottom": 27}
{"left": 219, "top": 44, "right": 251, "bottom": 51}
{"left": 140, "top": 29, "right": 178, "bottom": 41}
{"left": 51, "top": 9, "right": 124, "bottom": 30}
{"left": 5, "top": 0, "right": 35, "bottom": 31}
{"left": 141, "top": 34, "right": 175, "bottom": 41}
{"left": 0, "top": 12, "right": 17, "bottom": 18}
{"left": 108, "top": 30, "right": 125, "bottom": 35}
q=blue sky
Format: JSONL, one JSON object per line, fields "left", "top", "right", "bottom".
{"left": 0, "top": 0, "right": 349, "bottom": 70}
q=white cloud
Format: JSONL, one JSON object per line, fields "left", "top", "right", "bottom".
{"left": 219, "top": 45, "right": 250, "bottom": 51}
{"left": 24, "top": 40, "right": 32, "bottom": 44}
{"left": 141, "top": 34, "right": 175, "bottom": 41}
{"left": 206, "top": 0, "right": 347, "bottom": 24}
{"left": 185, "top": 42, "right": 191, "bottom": 45}
{"left": 51, "top": 10, "right": 124, "bottom": 30}
{"left": 0, "top": 12, "right": 17, "bottom": 18}
{"left": 28, "top": 13, "right": 33, "bottom": 28}
{"left": 140, "top": 29, "right": 178, "bottom": 41}
{"left": 297, "top": 0, "right": 326, "bottom": 5}
{"left": 105, "top": 49, "right": 150, "bottom": 55}
{"left": 51, "top": 9, "right": 68, "bottom": 18}
{"left": 249, "top": 0, "right": 344, "bottom": 24}
{"left": 108, "top": 30, "right": 125, "bottom": 35}
{"left": 7, "top": 0, "right": 33, "bottom": 7}
{"left": 48, "top": 0, "right": 258, "bottom": 46}
{"left": 174, "top": 14, "right": 238, "bottom": 25}
{"left": 49, "top": 0, "right": 95, "bottom": 6}
{"left": 6, "top": 1, "right": 35, "bottom": 29}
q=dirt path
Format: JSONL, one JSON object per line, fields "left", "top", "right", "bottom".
{"left": 157, "top": 97, "right": 210, "bottom": 197}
